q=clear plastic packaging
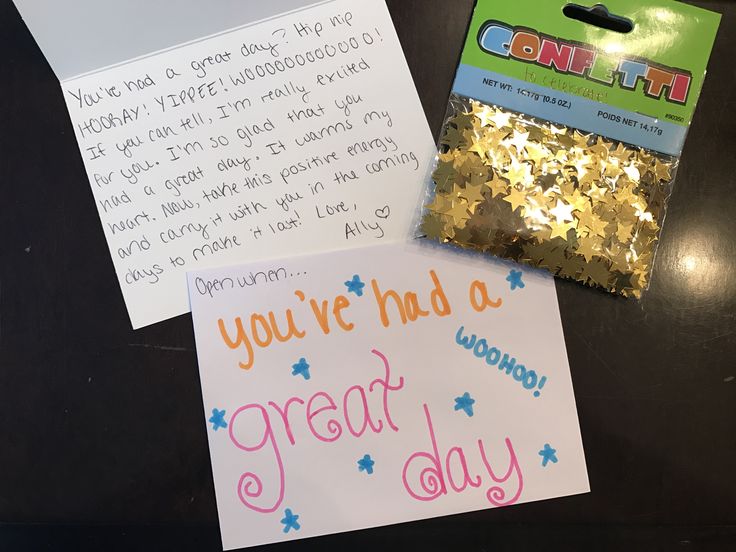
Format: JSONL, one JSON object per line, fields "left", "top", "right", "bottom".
{"left": 419, "top": 94, "right": 677, "bottom": 298}
{"left": 415, "top": 0, "right": 719, "bottom": 298}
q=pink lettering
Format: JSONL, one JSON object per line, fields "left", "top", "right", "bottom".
{"left": 228, "top": 404, "right": 286, "bottom": 513}
{"left": 229, "top": 348, "right": 406, "bottom": 514}
{"left": 368, "top": 348, "right": 405, "bottom": 431}
{"left": 268, "top": 397, "right": 305, "bottom": 446}
{"left": 402, "top": 404, "right": 447, "bottom": 501}
{"left": 446, "top": 446, "right": 482, "bottom": 493}
{"left": 343, "top": 384, "right": 383, "bottom": 437}
{"left": 306, "top": 391, "right": 343, "bottom": 442}
{"left": 402, "top": 403, "right": 524, "bottom": 506}
{"left": 478, "top": 437, "right": 524, "bottom": 506}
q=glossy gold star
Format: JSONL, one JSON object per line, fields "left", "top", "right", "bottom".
{"left": 446, "top": 200, "right": 470, "bottom": 225}
{"left": 421, "top": 213, "right": 452, "bottom": 241}
{"left": 425, "top": 193, "right": 451, "bottom": 213}
{"left": 567, "top": 189, "right": 590, "bottom": 212}
{"left": 460, "top": 182, "right": 487, "bottom": 207}
{"left": 576, "top": 235, "right": 602, "bottom": 262}
{"left": 530, "top": 225, "right": 553, "bottom": 243}
{"left": 472, "top": 103, "right": 496, "bottom": 127}
{"left": 559, "top": 254, "right": 585, "bottom": 279}
{"left": 614, "top": 184, "right": 638, "bottom": 204}
{"left": 505, "top": 158, "right": 534, "bottom": 187}
{"left": 468, "top": 133, "right": 497, "bottom": 156}
{"left": 586, "top": 182, "right": 608, "bottom": 202}
{"left": 616, "top": 221, "right": 634, "bottom": 242}
{"left": 549, "top": 199, "right": 575, "bottom": 223}
{"left": 440, "top": 127, "right": 466, "bottom": 150}
{"left": 585, "top": 214, "right": 608, "bottom": 238}
{"left": 467, "top": 169, "right": 489, "bottom": 188}
{"left": 525, "top": 141, "right": 548, "bottom": 166}
{"left": 503, "top": 187, "right": 528, "bottom": 213}
{"left": 549, "top": 220, "right": 577, "bottom": 241}
{"left": 506, "top": 130, "right": 530, "bottom": 153}
{"left": 452, "top": 111, "right": 476, "bottom": 131}
{"left": 654, "top": 158, "right": 672, "bottom": 181}
{"left": 572, "top": 130, "right": 590, "bottom": 149}
{"left": 579, "top": 258, "right": 612, "bottom": 287}
{"left": 623, "top": 163, "right": 641, "bottom": 182}
{"left": 487, "top": 173, "right": 510, "bottom": 198}
{"left": 610, "top": 142, "right": 632, "bottom": 163}
{"left": 432, "top": 159, "right": 458, "bottom": 193}
{"left": 489, "top": 109, "right": 512, "bottom": 129}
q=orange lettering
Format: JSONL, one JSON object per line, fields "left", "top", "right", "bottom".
{"left": 333, "top": 295, "right": 354, "bottom": 331}
{"left": 309, "top": 299, "right": 332, "bottom": 334}
{"left": 470, "top": 280, "right": 503, "bottom": 312}
{"left": 429, "top": 270, "right": 452, "bottom": 317}
{"left": 268, "top": 310, "right": 306, "bottom": 342}
{"left": 405, "top": 293, "right": 430, "bottom": 322}
{"left": 372, "top": 275, "right": 441, "bottom": 327}
{"left": 218, "top": 317, "right": 255, "bottom": 370}
{"left": 372, "top": 280, "right": 407, "bottom": 327}
{"left": 251, "top": 314, "right": 273, "bottom": 347}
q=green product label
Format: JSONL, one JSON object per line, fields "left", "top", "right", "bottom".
{"left": 461, "top": 0, "right": 721, "bottom": 127}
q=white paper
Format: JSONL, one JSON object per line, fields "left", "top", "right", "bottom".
{"left": 12, "top": 0, "right": 319, "bottom": 81}
{"left": 58, "top": 0, "right": 435, "bottom": 328}
{"left": 188, "top": 243, "right": 589, "bottom": 550}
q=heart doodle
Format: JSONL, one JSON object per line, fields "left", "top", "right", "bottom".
{"left": 375, "top": 206, "right": 391, "bottom": 219}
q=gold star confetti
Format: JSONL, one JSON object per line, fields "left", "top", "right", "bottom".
{"left": 460, "top": 182, "right": 487, "bottom": 207}
{"left": 549, "top": 220, "right": 577, "bottom": 241}
{"left": 421, "top": 212, "right": 453, "bottom": 240}
{"left": 549, "top": 200, "right": 575, "bottom": 223}
{"left": 421, "top": 95, "right": 677, "bottom": 298}
{"left": 505, "top": 157, "right": 534, "bottom": 187}
{"left": 446, "top": 200, "right": 471, "bottom": 226}
{"left": 616, "top": 221, "right": 635, "bottom": 242}
{"left": 503, "top": 188, "right": 529, "bottom": 214}
{"left": 507, "top": 130, "right": 531, "bottom": 153}
{"left": 425, "top": 192, "right": 452, "bottom": 214}
{"left": 577, "top": 236, "right": 602, "bottom": 263}
{"left": 487, "top": 171, "right": 510, "bottom": 198}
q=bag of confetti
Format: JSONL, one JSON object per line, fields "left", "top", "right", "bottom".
{"left": 419, "top": 0, "right": 720, "bottom": 298}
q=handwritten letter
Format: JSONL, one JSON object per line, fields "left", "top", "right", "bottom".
{"left": 188, "top": 243, "right": 589, "bottom": 550}
{"left": 62, "top": 0, "right": 435, "bottom": 328}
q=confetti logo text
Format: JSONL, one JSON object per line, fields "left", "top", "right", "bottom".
{"left": 477, "top": 20, "right": 692, "bottom": 104}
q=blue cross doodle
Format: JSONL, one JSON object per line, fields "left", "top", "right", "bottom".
{"left": 344, "top": 274, "right": 366, "bottom": 297}
{"left": 506, "top": 269, "right": 525, "bottom": 291}
{"left": 539, "top": 443, "right": 558, "bottom": 467}
{"left": 291, "top": 358, "right": 311, "bottom": 380}
{"left": 208, "top": 409, "right": 228, "bottom": 431}
{"left": 280, "top": 508, "right": 301, "bottom": 533}
{"left": 454, "top": 392, "right": 476, "bottom": 417}
{"left": 357, "top": 454, "right": 375, "bottom": 475}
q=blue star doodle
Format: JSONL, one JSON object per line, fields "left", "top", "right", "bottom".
{"left": 539, "top": 443, "right": 558, "bottom": 467}
{"left": 357, "top": 454, "right": 375, "bottom": 475}
{"left": 208, "top": 408, "right": 228, "bottom": 431}
{"left": 344, "top": 274, "right": 366, "bottom": 297}
{"left": 454, "top": 392, "right": 476, "bottom": 417}
{"left": 506, "top": 269, "right": 525, "bottom": 291}
{"left": 291, "top": 358, "right": 311, "bottom": 380}
{"left": 280, "top": 508, "right": 301, "bottom": 534}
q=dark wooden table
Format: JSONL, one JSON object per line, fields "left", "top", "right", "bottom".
{"left": 1, "top": 1, "right": 735, "bottom": 550}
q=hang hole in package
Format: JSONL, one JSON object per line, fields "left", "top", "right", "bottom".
{"left": 419, "top": 0, "right": 720, "bottom": 298}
